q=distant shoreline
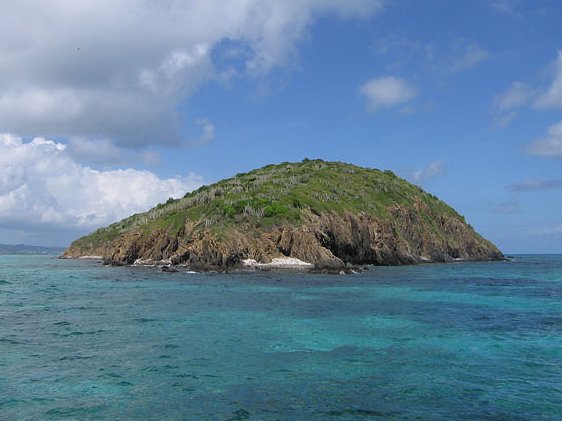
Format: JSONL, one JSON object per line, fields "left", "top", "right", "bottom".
{"left": 0, "top": 244, "right": 64, "bottom": 255}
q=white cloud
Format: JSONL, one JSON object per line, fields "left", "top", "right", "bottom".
{"left": 66, "top": 137, "right": 166, "bottom": 167}
{"left": 360, "top": 76, "right": 417, "bottom": 111}
{"left": 492, "top": 81, "right": 535, "bottom": 126}
{"left": 410, "top": 161, "right": 444, "bottom": 184}
{"left": 0, "top": 0, "right": 383, "bottom": 147}
{"left": 493, "top": 82, "right": 535, "bottom": 112}
{"left": 534, "top": 51, "right": 562, "bottom": 109}
{"left": 526, "top": 120, "right": 562, "bottom": 158}
{"left": 0, "top": 134, "right": 204, "bottom": 243}
{"left": 67, "top": 137, "right": 125, "bottom": 166}
{"left": 493, "top": 51, "right": 562, "bottom": 132}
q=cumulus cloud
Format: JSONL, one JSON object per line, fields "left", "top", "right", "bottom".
{"left": 66, "top": 138, "right": 163, "bottom": 168}
{"left": 526, "top": 120, "right": 562, "bottom": 158}
{"left": 66, "top": 137, "right": 126, "bottom": 166}
{"left": 534, "top": 51, "right": 562, "bottom": 109}
{"left": 507, "top": 178, "right": 562, "bottom": 192}
{"left": 0, "top": 134, "right": 204, "bottom": 244}
{"left": 0, "top": 0, "right": 382, "bottom": 147}
{"left": 360, "top": 76, "right": 417, "bottom": 111}
{"left": 410, "top": 161, "right": 444, "bottom": 184}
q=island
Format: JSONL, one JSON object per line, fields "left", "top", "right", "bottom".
{"left": 62, "top": 159, "right": 503, "bottom": 271}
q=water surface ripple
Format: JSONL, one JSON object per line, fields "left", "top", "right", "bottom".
{"left": 1, "top": 255, "right": 561, "bottom": 419}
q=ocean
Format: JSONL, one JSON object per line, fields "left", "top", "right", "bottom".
{"left": 1, "top": 254, "right": 561, "bottom": 420}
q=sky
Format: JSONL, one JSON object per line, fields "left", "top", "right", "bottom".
{"left": 1, "top": 0, "right": 562, "bottom": 253}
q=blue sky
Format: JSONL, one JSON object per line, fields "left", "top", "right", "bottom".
{"left": 1, "top": 0, "right": 562, "bottom": 252}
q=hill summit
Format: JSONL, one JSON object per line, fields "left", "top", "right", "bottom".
{"left": 63, "top": 159, "right": 503, "bottom": 270}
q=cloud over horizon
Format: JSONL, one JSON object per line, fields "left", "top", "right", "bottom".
{"left": 0, "top": 134, "right": 204, "bottom": 245}
{"left": 0, "top": 0, "right": 382, "bottom": 148}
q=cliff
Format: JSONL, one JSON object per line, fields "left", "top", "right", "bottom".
{"left": 62, "top": 160, "right": 503, "bottom": 270}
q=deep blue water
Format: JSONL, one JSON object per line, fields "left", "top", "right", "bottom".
{"left": 1, "top": 254, "right": 561, "bottom": 420}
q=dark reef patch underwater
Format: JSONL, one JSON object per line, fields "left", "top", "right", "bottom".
{"left": 1, "top": 253, "right": 561, "bottom": 420}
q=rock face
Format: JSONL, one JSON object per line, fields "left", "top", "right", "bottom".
{"left": 63, "top": 160, "right": 503, "bottom": 270}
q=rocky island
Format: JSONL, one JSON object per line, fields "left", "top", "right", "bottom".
{"left": 62, "top": 160, "right": 503, "bottom": 271}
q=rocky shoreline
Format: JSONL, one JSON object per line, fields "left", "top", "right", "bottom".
{"left": 92, "top": 255, "right": 361, "bottom": 274}
{"left": 63, "top": 251, "right": 502, "bottom": 277}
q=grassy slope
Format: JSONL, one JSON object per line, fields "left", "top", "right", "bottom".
{"left": 69, "top": 159, "right": 469, "bottom": 252}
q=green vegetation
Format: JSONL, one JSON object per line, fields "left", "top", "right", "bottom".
{"left": 69, "top": 159, "right": 465, "bottom": 251}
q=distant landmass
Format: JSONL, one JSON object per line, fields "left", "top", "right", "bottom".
{"left": 0, "top": 244, "right": 64, "bottom": 255}
{"left": 63, "top": 159, "right": 503, "bottom": 271}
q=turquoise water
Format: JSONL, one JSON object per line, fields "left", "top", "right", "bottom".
{"left": 1, "top": 255, "right": 561, "bottom": 420}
